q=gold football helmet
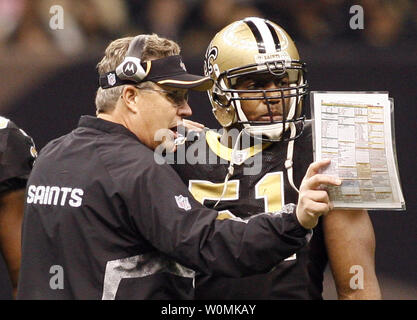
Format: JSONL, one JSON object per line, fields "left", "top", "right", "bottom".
{"left": 204, "top": 17, "right": 308, "bottom": 141}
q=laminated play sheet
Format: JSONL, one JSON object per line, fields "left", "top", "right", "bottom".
{"left": 310, "top": 91, "right": 405, "bottom": 210}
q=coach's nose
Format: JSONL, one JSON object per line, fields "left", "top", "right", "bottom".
{"left": 177, "top": 100, "right": 192, "bottom": 118}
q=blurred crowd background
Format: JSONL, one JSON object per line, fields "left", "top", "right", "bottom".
{"left": 1, "top": 0, "right": 417, "bottom": 142}
{"left": 0, "top": 0, "right": 416, "bottom": 57}
{"left": 0, "top": 0, "right": 416, "bottom": 299}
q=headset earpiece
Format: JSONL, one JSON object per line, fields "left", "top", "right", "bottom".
{"left": 99, "top": 35, "right": 213, "bottom": 91}
{"left": 115, "top": 35, "right": 148, "bottom": 82}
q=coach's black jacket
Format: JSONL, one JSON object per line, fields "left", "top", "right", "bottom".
{"left": 17, "top": 116, "right": 310, "bottom": 300}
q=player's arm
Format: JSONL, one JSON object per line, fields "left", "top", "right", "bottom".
{"left": 127, "top": 159, "right": 340, "bottom": 278}
{"left": 323, "top": 209, "right": 382, "bottom": 299}
{"left": 0, "top": 188, "right": 26, "bottom": 299}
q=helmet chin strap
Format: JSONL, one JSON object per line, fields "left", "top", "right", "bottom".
{"left": 283, "top": 85, "right": 299, "bottom": 193}
{"left": 214, "top": 129, "right": 245, "bottom": 208}
{"left": 285, "top": 121, "right": 299, "bottom": 193}
{"left": 213, "top": 90, "right": 245, "bottom": 207}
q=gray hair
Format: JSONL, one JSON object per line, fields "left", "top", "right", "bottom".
{"left": 95, "top": 34, "right": 181, "bottom": 114}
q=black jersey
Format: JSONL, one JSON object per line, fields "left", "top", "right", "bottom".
{"left": 17, "top": 116, "right": 311, "bottom": 300}
{"left": 171, "top": 122, "right": 327, "bottom": 299}
{"left": 0, "top": 116, "right": 36, "bottom": 194}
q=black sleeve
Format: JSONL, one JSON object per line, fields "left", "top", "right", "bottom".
{"left": 0, "top": 177, "right": 27, "bottom": 194}
{"left": 0, "top": 120, "right": 36, "bottom": 191}
{"left": 125, "top": 160, "right": 311, "bottom": 278}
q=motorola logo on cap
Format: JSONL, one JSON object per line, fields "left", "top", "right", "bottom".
{"left": 123, "top": 61, "right": 138, "bottom": 77}
{"left": 115, "top": 57, "right": 146, "bottom": 81}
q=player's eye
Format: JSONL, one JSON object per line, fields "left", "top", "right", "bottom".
{"left": 245, "top": 81, "right": 256, "bottom": 89}
{"left": 277, "top": 78, "right": 289, "bottom": 87}
{"left": 243, "top": 80, "right": 264, "bottom": 90}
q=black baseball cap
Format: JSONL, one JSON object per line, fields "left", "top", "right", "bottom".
{"left": 99, "top": 55, "right": 213, "bottom": 91}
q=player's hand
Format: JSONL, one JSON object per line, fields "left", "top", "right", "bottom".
{"left": 296, "top": 159, "right": 341, "bottom": 229}
{"left": 182, "top": 119, "right": 205, "bottom": 132}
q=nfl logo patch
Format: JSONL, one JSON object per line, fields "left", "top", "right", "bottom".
{"left": 175, "top": 195, "right": 191, "bottom": 211}
{"left": 107, "top": 72, "right": 116, "bottom": 86}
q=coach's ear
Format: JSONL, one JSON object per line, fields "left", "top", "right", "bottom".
{"left": 122, "top": 85, "right": 140, "bottom": 113}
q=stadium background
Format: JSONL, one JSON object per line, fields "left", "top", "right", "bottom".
{"left": 0, "top": 0, "right": 415, "bottom": 299}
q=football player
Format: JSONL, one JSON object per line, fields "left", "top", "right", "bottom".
{"left": 0, "top": 116, "right": 36, "bottom": 298}
{"left": 172, "top": 17, "right": 381, "bottom": 299}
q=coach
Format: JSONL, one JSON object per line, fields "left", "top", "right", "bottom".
{"left": 17, "top": 34, "right": 339, "bottom": 299}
